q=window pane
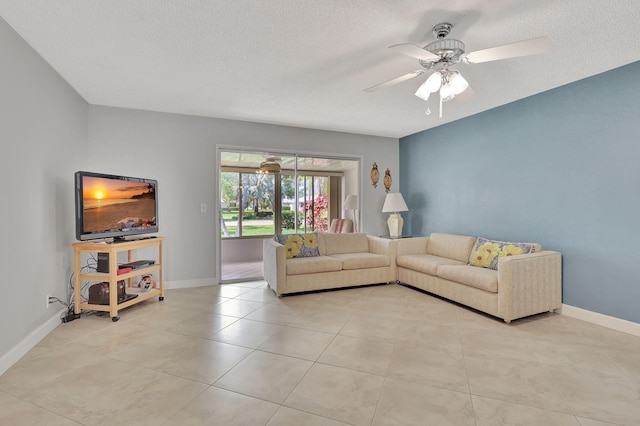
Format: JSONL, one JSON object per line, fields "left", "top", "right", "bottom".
{"left": 240, "top": 173, "right": 275, "bottom": 236}
{"left": 221, "top": 171, "right": 275, "bottom": 237}
{"left": 280, "top": 174, "right": 299, "bottom": 234}
{"left": 301, "top": 175, "right": 329, "bottom": 233}
{"left": 220, "top": 172, "right": 240, "bottom": 237}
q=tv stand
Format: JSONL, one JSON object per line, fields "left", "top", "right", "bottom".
{"left": 73, "top": 237, "right": 165, "bottom": 321}
{"left": 109, "top": 235, "right": 157, "bottom": 244}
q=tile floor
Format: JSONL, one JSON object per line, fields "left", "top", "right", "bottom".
{"left": 1, "top": 282, "right": 639, "bottom": 425}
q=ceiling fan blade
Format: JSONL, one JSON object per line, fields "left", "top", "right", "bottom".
{"left": 364, "top": 69, "right": 425, "bottom": 92}
{"left": 389, "top": 43, "right": 440, "bottom": 61}
{"left": 465, "top": 36, "right": 552, "bottom": 64}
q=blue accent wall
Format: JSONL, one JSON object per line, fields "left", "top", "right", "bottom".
{"left": 400, "top": 61, "right": 640, "bottom": 324}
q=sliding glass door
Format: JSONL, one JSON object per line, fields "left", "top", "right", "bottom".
{"left": 218, "top": 150, "right": 359, "bottom": 282}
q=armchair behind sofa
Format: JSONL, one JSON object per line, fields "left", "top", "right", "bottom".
{"left": 329, "top": 219, "right": 353, "bottom": 233}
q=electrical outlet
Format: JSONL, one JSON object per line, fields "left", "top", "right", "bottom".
{"left": 46, "top": 294, "right": 52, "bottom": 308}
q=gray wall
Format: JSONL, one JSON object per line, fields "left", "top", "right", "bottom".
{"left": 88, "top": 106, "right": 398, "bottom": 286}
{"left": 0, "top": 18, "right": 88, "bottom": 361}
{"left": 400, "top": 61, "right": 640, "bottom": 324}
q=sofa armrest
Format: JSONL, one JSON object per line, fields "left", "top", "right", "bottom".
{"left": 396, "top": 236, "right": 429, "bottom": 256}
{"left": 498, "top": 250, "right": 562, "bottom": 323}
{"left": 263, "top": 239, "right": 287, "bottom": 296}
{"left": 367, "top": 235, "right": 395, "bottom": 256}
{"left": 367, "top": 236, "right": 397, "bottom": 283}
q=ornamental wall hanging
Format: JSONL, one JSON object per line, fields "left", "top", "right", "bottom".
{"left": 384, "top": 168, "right": 392, "bottom": 192}
{"left": 370, "top": 162, "right": 379, "bottom": 188}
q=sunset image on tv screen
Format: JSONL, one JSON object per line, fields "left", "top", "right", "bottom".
{"left": 82, "top": 176, "right": 156, "bottom": 233}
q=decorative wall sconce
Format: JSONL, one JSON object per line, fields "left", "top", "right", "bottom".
{"left": 383, "top": 168, "right": 392, "bottom": 192}
{"left": 370, "top": 162, "right": 379, "bottom": 188}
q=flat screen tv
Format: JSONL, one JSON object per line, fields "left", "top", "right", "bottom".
{"left": 75, "top": 171, "right": 158, "bottom": 241}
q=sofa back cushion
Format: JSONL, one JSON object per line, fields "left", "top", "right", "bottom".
{"left": 396, "top": 237, "right": 429, "bottom": 256}
{"left": 426, "top": 233, "right": 477, "bottom": 263}
{"left": 323, "top": 232, "right": 369, "bottom": 255}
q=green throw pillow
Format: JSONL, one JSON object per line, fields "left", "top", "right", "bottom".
{"left": 276, "top": 233, "right": 320, "bottom": 259}
{"left": 469, "top": 237, "right": 535, "bottom": 270}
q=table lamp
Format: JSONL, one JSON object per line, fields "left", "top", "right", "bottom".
{"left": 382, "top": 193, "right": 408, "bottom": 238}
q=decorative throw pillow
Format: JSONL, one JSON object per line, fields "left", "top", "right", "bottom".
{"left": 276, "top": 233, "right": 320, "bottom": 259}
{"left": 469, "top": 237, "right": 536, "bottom": 270}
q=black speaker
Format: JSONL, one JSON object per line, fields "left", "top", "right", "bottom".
{"left": 88, "top": 281, "right": 125, "bottom": 305}
{"left": 97, "top": 253, "right": 109, "bottom": 273}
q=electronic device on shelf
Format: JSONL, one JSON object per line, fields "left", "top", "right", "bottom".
{"left": 118, "top": 260, "right": 155, "bottom": 270}
{"left": 88, "top": 281, "right": 138, "bottom": 305}
{"left": 74, "top": 171, "right": 158, "bottom": 242}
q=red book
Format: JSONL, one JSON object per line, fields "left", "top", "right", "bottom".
{"left": 117, "top": 267, "right": 132, "bottom": 275}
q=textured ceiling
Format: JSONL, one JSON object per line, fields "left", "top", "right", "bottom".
{"left": 1, "top": 1, "right": 639, "bottom": 138}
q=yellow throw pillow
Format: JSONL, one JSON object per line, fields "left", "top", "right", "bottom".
{"left": 276, "top": 233, "right": 321, "bottom": 259}
{"left": 469, "top": 237, "right": 535, "bottom": 270}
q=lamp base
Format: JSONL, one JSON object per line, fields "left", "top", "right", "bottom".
{"left": 387, "top": 213, "right": 404, "bottom": 238}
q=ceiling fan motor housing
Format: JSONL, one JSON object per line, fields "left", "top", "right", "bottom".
{"left": 432, "top": 22, "right": 452, "bottom": 39}
{"left": 419, "top": 39, "right": 466, "bottom": 67}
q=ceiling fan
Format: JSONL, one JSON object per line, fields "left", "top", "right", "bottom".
{"left": 258, "top": 156, "right": 281, "bottom": 174}
{"left": 365, "top": 23, "right": 552, "bottom": 117}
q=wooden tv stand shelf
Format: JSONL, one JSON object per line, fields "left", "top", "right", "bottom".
{"left": 73, "top": 237, "right": 165, "bottom": 322}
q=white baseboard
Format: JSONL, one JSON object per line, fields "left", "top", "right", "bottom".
{"left": 165, "top": 278, "right": 217, "bottom": 290}
{"left": 0, "top": 308, "right": 66, "bottom": 376}
{"left": 560, "top": 304, "right": 640, "bottom": 337}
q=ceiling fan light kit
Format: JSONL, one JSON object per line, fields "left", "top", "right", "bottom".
{"left": 258, "top": 157, "right": 281, "bottom": 174}
{"left": 366, "top": 22, "right": 551, "bottom": 119}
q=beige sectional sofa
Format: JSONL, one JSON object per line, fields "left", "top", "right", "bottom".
{"left": 396, "top": 233, "right": 562, "bottom": 323}
{"left": 263, "top": 232, "right": 396, "bottom": 296}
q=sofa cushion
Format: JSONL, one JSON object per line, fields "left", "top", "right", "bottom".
{"left": 286, "top": 256, "right": 343, "bottom": 275}
{"left": 426, "top": 233, "right": 478, "bottom": 263}
{"left": 469, "top": 237, "right": 538, "bottom": 270}
{"left": 437, "top": 264, "right": 499, "bottom": 293}
{"left": 329, "top": 253, "right": 390, "bottom": 270}
{"left": 323, "top": 232, "right": 369, "bottom": 255}
{"left": 276, "top": 233, "right": 320, "bottom": 259}
{"left": 397, "top": 254, "right": 466, "bottom": 275}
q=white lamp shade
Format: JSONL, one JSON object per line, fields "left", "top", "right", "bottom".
{"left": 425, "top": 71, "right": 442, "bottom": 92}
{"left": 414, "top": 87, "right": 431, "bottom": 102}
{"left": 343, "top": 194, "right": 358, "bottom": 210}
{"left": 382, "top": 193, "right": 408, "bottom": 213}
{"left": 414, "top": 71, "right": 441, "bottom": 101}
{"left": 449, "top": 72, "right": 469, "bottom": 95}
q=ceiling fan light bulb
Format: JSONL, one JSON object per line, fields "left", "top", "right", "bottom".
{"left": 440, "top": 83, "right": 455, "bottom": 101}
{"left": 449, "top": 73, "right": 469, "bottom": 95}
